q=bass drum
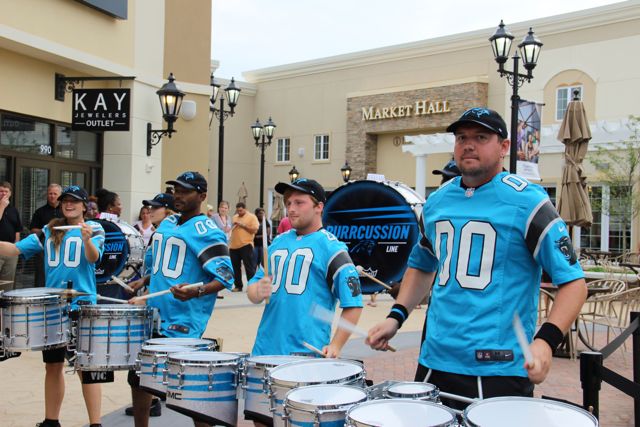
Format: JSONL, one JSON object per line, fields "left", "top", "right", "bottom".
{"left": 94, "top": 219, "right": 145, "bottom": 284}
{"left": 323, "top": 180, "right": 424, "bottom": 294}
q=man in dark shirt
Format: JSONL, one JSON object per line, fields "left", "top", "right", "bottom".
{"left": 29, "top": 183, "right": 63, "bottom": 287}
{"left": 0, "top": 182, "right": 22, "bottom": 289}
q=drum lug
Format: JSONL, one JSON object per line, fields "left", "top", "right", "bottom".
{"left": 135, "top": 358, "right": 142, "bottom": 376}
{"left": 162, "top": 367, "right": 169, "bottom": 386}
{"left": 178, "top": 363, "right": 185, "bottom": 389}
{"left": 313, "top": 410, "right": 321, "bottom": 427}
{"left": 207, "top": 364, "right": 214, "bottom": 391}
{"left": 282, "top": 405, "right": 290, "bottom": 425}
{"left": 151, "top": 354, "right": 158, "bottom": 377}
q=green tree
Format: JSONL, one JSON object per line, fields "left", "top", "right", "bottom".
{"left": 588, "top": 115, "right": 640, "bottom": 253}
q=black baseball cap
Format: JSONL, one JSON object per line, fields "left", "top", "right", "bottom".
{"left": 166, "top": 171, "right": 207, "bottom": 193}
{"left": 275, "top": 178, "right": 326, "bottom": 203}
{"left": 143, "top": 193, "right": 175, "bottom": 211}
{"left": 432, "top": 159, "right": 461, "bottom": 178}
{"left": 58, "top": 185, "right": 89, "bottom": 203}
{"left": 446, "top": 107, "right": 508, "bottom": 139}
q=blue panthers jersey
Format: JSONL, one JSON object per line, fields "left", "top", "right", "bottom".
{"left": 408, "top": 172, "right": 583, "bottom": 377}
{"left": 249, "top": 228, "right": 363, "bottom": 356}
{"left": 17, "top": 222, "right": 105, "bottom": 307}
{"left": 148, "top": 214, "right": 233, "bottom": 338}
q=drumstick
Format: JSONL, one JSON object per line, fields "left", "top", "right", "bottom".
{"left": 44, "top": 288, "right": 90, "bottom": 297}
{"left": 262, "top": 216, "right": 270, "bottom": 304}
{"left": 355, "top": 265, "right": 393, "bottom": 291}
{"left": 513, "top": 313, "right": 535, "bottom": 368}
{"left": 111, "top": 275, "right": 134, "bottom": 293}
{"left": 302, "top": 341, "right": 326, "bottom": 357}
{"left": 310, "top": 303, "right": 396, "bottom": 352}
{"left": 52, "top": 224, "right": 101, "bottom": 230}
{"left": 97, "top": 295, "right": 129, "bottom": 304}
{"left": 133, "top": 282, "right": 204, "bottom": 301}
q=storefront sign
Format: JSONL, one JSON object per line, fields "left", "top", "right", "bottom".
{"left": 362, "top": 100, "right": 451, "bottom": 121}
{"left": 72, "top": 89, "right": 130, "bottom": 131}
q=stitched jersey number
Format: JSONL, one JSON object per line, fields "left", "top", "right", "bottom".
{"left": 151, "top": 234, "right": 187, "bottom": 278}
{"left": 270, "top": 248, "right": 313, "bottom": 295}
{"left": 435, "top": 221, "right": 496, "bottom": 290}
{"left": 46, "top": 237, "right": 82, "bottom": 268}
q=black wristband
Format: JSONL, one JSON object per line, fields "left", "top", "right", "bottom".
{"left": 386, "top": 304, "right": 409, "bottom": 329}
{"left": 534, "top": 322, "right": 564, "bottom": 352}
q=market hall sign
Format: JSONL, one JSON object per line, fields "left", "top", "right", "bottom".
{"left": 72, "top": 89, "right": 130, "bottom": 131}
{"left": 362, "top": 100, "right": 451, "bottom": 121}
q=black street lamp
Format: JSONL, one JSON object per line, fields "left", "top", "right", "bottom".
{"left": 340, "top": 162, "right": 352, "bottom": 183}
{"left": 489, "top": 21, "right": 543, "bottom": 173}
{"left": 289, "top": 165, "right": 300, "bottom": 183}
{"left": 147, "top": 73, "right": 185, "bottom": 156}
{"left": 210, "top": 74, "right": 241, "bottom": 205}
{"left": 251, "top": 117, "right": 277, "bottom": 207}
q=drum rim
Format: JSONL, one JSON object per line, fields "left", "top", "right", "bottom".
{"left": 166, "top": 351, "right": 242, "bottom": 365}
{"left": 145, "top": 337, "right": 213, "bottom": 346}
{"left": 139, "top": 345, "right": 196, "bottom": 356}
{"left": 284, "top": 384, "right": 368, "bottom": 413}
{"left": 79, "top": 304, "right": 154, "bottom": 315}
{"left": 383, "top": 381, "right": 439, "bottom": 400}
{"left": 0, "top": 289, "right": 63, "bottom": 303}
{"left": 269, "top": 359, "right": 365, "bottom": 388}
{"left": 463, "top": 396, "right": 599, "bottom": 426}
{"left": 246, "top": 354, "right": 309, "bottom": 368}
{"left": 346, "top": 398, "right": 456, "bottom": 426}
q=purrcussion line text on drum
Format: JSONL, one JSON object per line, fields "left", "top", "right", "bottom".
{"left": 325, "top": 225, "right": 411, "bottom": 240}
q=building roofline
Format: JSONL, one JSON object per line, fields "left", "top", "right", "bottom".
{"left": 243, "top": 1, "right": 640, "bottom": 83}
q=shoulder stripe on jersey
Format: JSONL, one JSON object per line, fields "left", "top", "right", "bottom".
{"left": 92, "top": 229, "right": 105, "bottom": 238}
{"left": 533, "top": 218, "right": 563, "bottom": 260}
{"left": 37, "top": 231, "right": 45, "bottom": 248}
{"left": 525, "top": 199, "right": 560, "bottom": 256}
{"left": 326, "top": 250, "right": 353, "bottom": 291}
{"left": 197, "top": 243, "right": 230, "bottom": 266}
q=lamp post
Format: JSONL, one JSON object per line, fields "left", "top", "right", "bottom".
{"left": 147, "top": 73, "right": 185, "bottom": 156}
{"left": 210, "top": 74, "right": 241, "bottom": 205}
{"left": 251, "top": 117, "right": 277, "bottom": 208}
{"left": 489, "top": 21, "right": 543, "bottom": 173}
{"left": 289, "top": 165, "right": 300, "bottom": 182}
{"left": 340, "top": 162, "right": 352, "bottom": 183}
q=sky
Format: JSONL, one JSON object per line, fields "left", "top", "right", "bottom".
{"left": 211, "top": 0, "right": 620, "bottom": 80}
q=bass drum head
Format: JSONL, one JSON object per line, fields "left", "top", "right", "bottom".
{"left": 323, "top": 180, "right": 424, "bottom": 294}
{"left": 94, "top": 219, "right": 143, "bottom": 284}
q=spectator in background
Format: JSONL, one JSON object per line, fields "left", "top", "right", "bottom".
{"left": 30, "top": 183, "right": 63, "bottom": 287}
{"left": 133, "top": 206, "right": 155, "bottom": 247}
{"left": 85, "top": 196, "right": 99, "bottom": 220}
{"left": 206, "top": 204, "right": 214, "bottom": 219}
{"left": 277, "top": 216, "right": 292, "bottom": 234}
{"left": 0, "top": 182, "right": 22, "bottom": 288}
{"left": 210, "top": 200, "right": 232, "bottom": 240}
{"left": 229, "top": 202, "right": 258, "bottom": 292}
{"left": 95, "top": 188, "right": 122, "bottom": 220}
{"left": 253, "top": 207, "right": 271, "bottom": 268}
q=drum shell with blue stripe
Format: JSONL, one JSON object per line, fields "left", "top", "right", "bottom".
{"left": 283, "top": 384, "right": 368, "bottom": 427}
{"left": 0, "top": 288, "right": 69, "bottom": 351}
{"left": 75, "top": 304, "right": 154, "bottom": 371}
{"left": 165, "top": 351, "right": 241, "bottom": 427}
{"left": 138, "top": 344, "right": 194, "bottom": 398}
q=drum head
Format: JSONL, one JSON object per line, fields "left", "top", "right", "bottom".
{"left": 385, "top": 382, "right": 438, "bottom": 399}
{"left": 323, "top": 180, "right": 423, "bottom": 293}
{"left": 79, "top": 304, "right": 153, "bottom": 316}
{"left": 0, "top": 288, "right": 60, "bottom": 303}
{"left": 347, "top": 399, "right": 455, "bottom": 427}
{"left": 269, "top": 359, "right": 363, "bottom": 387}
{"left": 140, "top": 345, "right": 194, "bottom": 356}
{"left": 247, "top": 355, "right": 308, "bottom": 368}
{"left": 464, "top": 397, "right": 598, "bottom": 427}
{"left": 145, "top": 337, "right": 213, "bottom": 347}
{"left": 94, "top": 219, "right": 130, "bottom": 283}
{"left": 286, "top": 385, "right": 367, "bottom": 411}
{"left": 167, "top": 351, "right": 240, "bottom": 364}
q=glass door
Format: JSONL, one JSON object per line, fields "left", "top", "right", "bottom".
{"left": 15, "top": 159, "right": 50, "bottom": 228}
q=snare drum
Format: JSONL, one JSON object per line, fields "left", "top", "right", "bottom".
{"left": 165, "top": 351, "right": 241, "bottom": 427}
{"left": 463, "top": 397, "right": 598, "bottom": 427}
{"left": 75, "top": 304, "right": 154, "bottom": 370}
{"left": 0, "top": 288, "right": 68, "bottom": 352}
{"left": 242, "top": 355, "right": 309, "bottom": 422}
{"left": 137, "top": 345, "right": 196, "bottom": 397}
{"left": 94, "top": 219, "right": 145, "bottom": 284}
{"left": 267, "top": 359, "right": 366, "bottom": 427}
{"left": 284, "top": 384, "right": 368, "bottom": 427}
{"left": 346, "top": 399, "right": 457, "bottom": 427}
{"left": 383, "top": 381, "right": 440, "bottom": 402}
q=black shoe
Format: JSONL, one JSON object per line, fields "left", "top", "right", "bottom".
{"left": 124, "top": 398, "right": 161, "bottom": 417}
{"left": 36, "top": 421, "right": 61, "bottom": 427}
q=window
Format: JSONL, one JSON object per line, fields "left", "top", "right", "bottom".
{"left": 556, "top": 86, "right": 582, "bottom": 121}
{"left": 580, "top": 185, "right": 632, "bottom": 253}
{"left": 276, "top": 138, "right": 290, "bottom": 163}
{"left": 1, "top": 114, "right": 52, "bottom": 156}
{"left": 314, "top": 134, "right": 329, "bottom": 160}
{"left": 542, "top": 186, "right": 557, "bottom": 206}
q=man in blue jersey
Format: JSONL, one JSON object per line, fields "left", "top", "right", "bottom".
{"left": 367, "top": 108, "right": 588, "bottom": 409}
{"left": 247, "top": 178, "right": 363, "bottom": 358}
{"left": 128, "top": 171, "right": 234, "bottom": 427}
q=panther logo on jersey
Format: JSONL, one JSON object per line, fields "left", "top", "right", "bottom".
{"left": 556, "top": 236, "right": 577, "bottom": 265}
{"left": 346, "top": 276, "right": 362, "bottom": 297}
{"left": 216, "top": 265, "right": 234, "bottom": 283}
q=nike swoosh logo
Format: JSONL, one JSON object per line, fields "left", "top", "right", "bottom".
{"left": 558, "top": 226, "right": 565, "bottom": 232}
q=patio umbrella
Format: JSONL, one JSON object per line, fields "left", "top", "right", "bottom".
{"left": 556, "top": 94, "right": 593, "bottom": 227}
{"left": 271, "top": 193, "right": 285, "bottom": 222}
{"left": 237, "top": 181, "right": 248, "bottom": 205}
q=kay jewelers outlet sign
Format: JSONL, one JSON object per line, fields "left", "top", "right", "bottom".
{"left": 72, "top": 88, "right": 130, "bottom": 131}
{"left": 362, "top": 100, "right": 451, "bottom": 121}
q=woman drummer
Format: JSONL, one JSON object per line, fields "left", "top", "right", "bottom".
{"left": 0, "top": 185, "right": 105, "bottom": 427}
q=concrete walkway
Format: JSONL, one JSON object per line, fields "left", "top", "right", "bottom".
{"left": 0, "top": 291, "right": 634, "bottom": 426}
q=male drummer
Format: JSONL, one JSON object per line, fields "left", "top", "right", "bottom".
{"left": 128, "top": 171, "right": 234, "bottom": 427}
{"left": 367, "top": 107, "right": 587, "bottom": 409}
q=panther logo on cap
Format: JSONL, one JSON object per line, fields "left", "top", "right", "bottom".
{"left": 463, "top": 108, "right": 491, "bottom": 118}
{"left": 65, "top": 185, "right": 81, "bottom": 192}
{"left": 182, "top": 172, "right": 195, "bottom": 180}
